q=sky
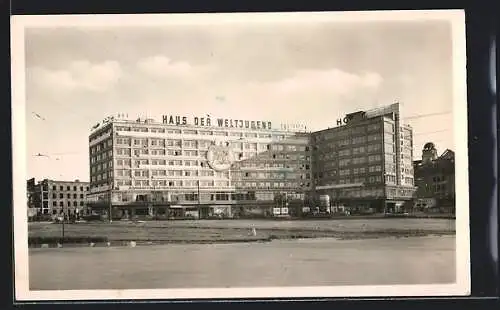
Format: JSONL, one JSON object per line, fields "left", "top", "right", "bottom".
{"left": 22, "top": 13, "right": 459, "bottom": 182}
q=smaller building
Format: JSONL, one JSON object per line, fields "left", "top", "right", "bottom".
{"left": 27, "top": 178, "right": 90, "bottom": 220}
{"left": 413, "top": 143, "right": 455, "bottom": 213}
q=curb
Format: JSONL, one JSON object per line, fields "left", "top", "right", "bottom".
{"left": 29, "top": 238, "right": 273, "bottom": 248}
{"left": 28, "top": 232, "right": 455, "bottom": 249}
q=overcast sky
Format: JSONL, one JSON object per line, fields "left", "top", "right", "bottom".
{"left": 22, "top": 13, "right": 459, "bottom": 182}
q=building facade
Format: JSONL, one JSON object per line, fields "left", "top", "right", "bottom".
{"left": 87, "top": 116, "right": 311, "bottom": 219}
{"left": 87, "top": 103, "right": 416, "bottom": 219}
{"left": 311, "top": 103, "right": 416, "bottom": 214}
{"left": 26, "top": 178, "right": 90, "bottom": 218}
{"left": 413, "top": 143, "right": 455, "bottom": 213}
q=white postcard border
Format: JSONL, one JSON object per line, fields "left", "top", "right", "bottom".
{"left": 11, "top": 10, "right": 470, "bottom": 301}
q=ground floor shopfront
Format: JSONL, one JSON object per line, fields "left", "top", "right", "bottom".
{"left": 86, "top": 188, "right": 309, "bottom": 219}
{"left": 87, "top": 201, "right": 310, "bottom": 220}
{"left": 87, "top": 199, "right": 412, "bottom": 220}
{"left": 313, "top": 184, "right": 416, "bottom": 215}
{"left": 309, "top": 199, "right": 411, "bottom": 215}
{"left": 86, "top": 186, "right": 415, "bottom": 219}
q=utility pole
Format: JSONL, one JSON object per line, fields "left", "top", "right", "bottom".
{"left": 151, "top": 176, "right": 157, "bottom": 220}
{"left": 108, "top": 182, "right": 113, "bottom": 223}
{"left": 329, "top": 194, "right": 332, "bottom": 216}
{"left": 284, "top": 192, "right": 288, "bottom": 215}
{"left": 152, "top": 177, "right": 155, "bottom": 219}
{"left": 61, "top": 204, "right": 65, "bottom": 243}
{"left": 197, "top": 180, "right": 201, "bottom": 220}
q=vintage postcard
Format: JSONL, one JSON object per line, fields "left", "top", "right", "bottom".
{"left": 11, "top": 10, "right": 469, "bottom": 301}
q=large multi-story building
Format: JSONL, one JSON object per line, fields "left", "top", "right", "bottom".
{"left": 311, "top": 103, "right": 416, "bottom": 214}
{"left": 86, "top": 102, "right": 416, "bottom": 219}
{"left": 413, "top": 142, "right": 455, "bottom": 213}
{"left": 87, "top": 115, "right": 311, "bottom": 219}
{"left": 26, "top": 178, "right": 90, "bottom": 218}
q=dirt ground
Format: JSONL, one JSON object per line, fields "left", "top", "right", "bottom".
{"left": 28, "top": 218, "right": 455, "bottom": 243}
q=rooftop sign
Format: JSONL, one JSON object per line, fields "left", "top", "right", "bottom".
{"left": 162, "top": 114, "right": 273, "bottom": 131}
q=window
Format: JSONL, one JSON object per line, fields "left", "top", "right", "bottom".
{"left": 339, "top": 169, "right": 350, "bottom": 176}
{"left": 67, "top": 194, "right": 71, "bottom": 198}
{"left": 368, "top": 155, "right": 381, "bottom": 162}
{"left": 339, "top": 159, "right": 351, "bottom": 167}
{"left": 67, "top": 186, "right": 71, "bottom": 191}
{"left": 60, "top": 186, "right": 64, "bottom": 191}
{"left": 339, "top": 149, "right": 351, "bottom": 156}
{"left": 369, "top": 123, "right": 382, "bottom": 132}
{"left": 352, "top": 136, "right": 366, "bottom": 144}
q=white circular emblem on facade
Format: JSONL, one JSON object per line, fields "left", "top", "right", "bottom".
{"left": 206, "top": 142, "right": 235, "bottom": 172}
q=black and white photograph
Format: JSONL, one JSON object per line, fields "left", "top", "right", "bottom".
{"left": 11, "top": 10, "right": 470, "bottom": 301}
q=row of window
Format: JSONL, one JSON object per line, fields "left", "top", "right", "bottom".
{"left": 112, "top": 161, "right": 309, "bottom": 176}
{"left": 114, "top": 179, "right": 309, "bottom": 189}
{"left": 90, "top": 150, "right": 113, "bottom": 162}
{"left": 339, "top": 165, "right": 383, "bottom": 175}
{"left": 315, "top": 123, "right": 382, "bottom": 141}
{"left": 314, "top": 134, "right": 385, "bottom": 151}
{"left": 334, "top": 134, "right": 381, "bottom": 147}
{"left": 49, "top": 185, "right": 89, "bottom": 192}
{"left": 385, "top": 175, "right": 397, "bottom": 184}
{"left": 90, "top": 139, "right": 112, "bottom": 153}
{"left": 115, "top": 125, "right": 295, "bottom": 140}
{"left": 172, "top": 192, "right": 304, "bottom": 202}
{"left": 232, "top": 172, "right": 309, "bottom": 180}
{"left": 116, "top": 169, "right": 226, "bottom": 178}
{"left": 51, "top": 201, "right": 86, "bottom": 207}
{"left": 112, "top": 151, "right": 310, "bottom": 165}
{"left": 322, "top": 175, "right": 384, "bottom": 184}
{"left": 46, "top": 193, "right": 86, "bottom": 199}
{"left": 315, "top": 165, "right": 384, "bottom": 178}
{"left": 91, "top": 161, "right": 113, "bottom": 173}
{"left": 91, "top": 171, "right": 113, "bottom": 182}
{"left": 112, "top": 147, "right": 309, "bottom": 162}
{"left": 122, "top": 162, "right": 310, "bottom": 173}
{"left": 89, "top": 128, "right": 112, "bottom": 143}
{"left": 386, "top": 188, "right": 415, "bottom": 198}
{"left": 115, "top": 169, "right": 309, "bottom": 181}
{"left": 420, "top": 183, "right": 450, "bottom": 193}
{"left": 432, "top": 176, "right": 450, "bottom": 183}
{"left": 114, "top": 138, "right": 309, "bottom": 152}
{"left": 404, "top": 177, "right": 415, "bottom": 185}
{"left": 338, "top": 155, "right": 382, "bottom": 167}
{"left": 328, "top": 187, "right": 385, "bottom": 199}
{"left": 383, "top": 175, "right": 414, "bottom": 185}
{"left": 107, "top": 190, "right": 304, "bottom": 204}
